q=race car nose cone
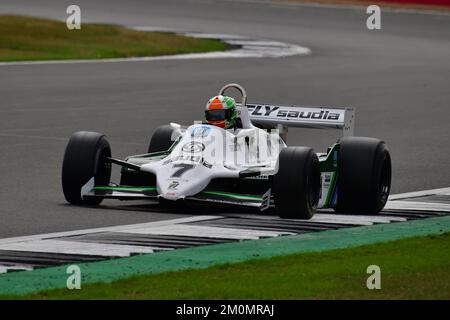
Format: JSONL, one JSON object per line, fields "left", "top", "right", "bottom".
{"left": 158, "top": 180, "right": 183, "bottom": 200}
{"left": 159, "top": 191, "right": 183, "bottom": 201}
{"left": 157, "top": 167, "right": 212, "bottom": 201}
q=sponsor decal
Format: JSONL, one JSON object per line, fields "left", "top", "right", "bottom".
{"left": 247, "top": 105, "right": 341, "bottom": 121}
{"left": 191, "top": 125, "right": 211, "bottom": 138}
{"left": 202, "top": 160, "right": 213, "bottom": 169}
{"left": 165, "top": 155, "right": 205, "bottom": 164}
{"left": 244, "top": 175, "right": 269, "bottom": 180}
{"left": 168, "top": 181, "right": 179, "bottom": 190}
{"left": 164, "top": 155, "right": 213, "bottom": 169}
{"left": 182, "top": 141, "right": 205, "bottom": 153}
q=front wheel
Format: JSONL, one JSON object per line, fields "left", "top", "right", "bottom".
{"left": 273, "top": 147, "right": 321, "bottom": 219}
{"left": 148, "top": 125, "right": 178, "bottom": 153}
{"left": 62, "top": 131, "right": 111, "bottom": 205}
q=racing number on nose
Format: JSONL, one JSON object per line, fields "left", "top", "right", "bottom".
{"left": 171, "top": 163, "right": 195, "bottom": 178}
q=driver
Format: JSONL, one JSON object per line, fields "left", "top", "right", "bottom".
{"left": 205, "top": 95, "right": 238, "bottom": 129}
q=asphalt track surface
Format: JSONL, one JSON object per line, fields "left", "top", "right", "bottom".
{"left": 0, "top": 0, "right": 449, "bottom": 237}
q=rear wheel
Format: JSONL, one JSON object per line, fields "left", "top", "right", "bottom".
{"left": 148, "top": 125, "right": 177, "bottom": 153}
{"left": 335, "top": 137, "right": 391, "bottom": 214}
{"left": 273, "top": 147, "right": 321, "bottom": 219}
{"left": 62, "top": 131, "right": 111, "bottom": 205}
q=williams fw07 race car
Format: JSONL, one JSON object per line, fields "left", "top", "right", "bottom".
{"left": 62, "top": 83, "right": 391, "bottom": 219}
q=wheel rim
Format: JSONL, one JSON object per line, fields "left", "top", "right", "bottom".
{"left": 307, "top": 159, "right": 321, "bottom": 209}
{"left": 378, "top": 155, "right": 391, "bottom": 204}
{"left": 95, "top": 146, "right": 111, "bottom": 185}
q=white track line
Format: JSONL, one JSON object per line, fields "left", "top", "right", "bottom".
{"left": 0, "top": 240, "right": 157, "bottom": 257}
{"left": 388, "top": 187, "right": 450, "bottom": 200}
{"left": 0, "top": 265, "right": 33, "bottom": 274}
{"left": 0, "top": 216, "right": 220, "bottom": 245}
{"left": 122, "top": 225, "right": 292, "bottom": 240}
{"left": 384, "top": 201, "right": 450, "bottom": 213}
{"left": 311, "top": 216, "right": 373, "bottom": 225}
{"left": 311, "top": 213, "right": 406, "bottom": 225}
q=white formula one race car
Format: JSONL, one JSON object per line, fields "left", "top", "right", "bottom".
{"left": 62, "top": 83, "right": 391, "bottom": 219}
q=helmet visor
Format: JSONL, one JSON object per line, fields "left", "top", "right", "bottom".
{"left": 205, "top": 109, "right": 231, "bottom": 121}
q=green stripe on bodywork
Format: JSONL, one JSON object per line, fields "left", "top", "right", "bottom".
{"left": 323, "top": 172, "right": 337, "bottom": 207}
{"left": 1, "top": 216, "right": 449, "bottom": 296}
{"left": 319, "top": 143, "right": 339, "bottom": 172}
{"left": 319, "top": 143, "right": 339, "bottom": 208}
{"left": 201, "top": 191, "right": 262, "bottom": 201}
{"left": 93, "top": 186, "right": 157, "bottom": 192}
{"left": 93, "top": 186, "right": 261, "bottom": 201}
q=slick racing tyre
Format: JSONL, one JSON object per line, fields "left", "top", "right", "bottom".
{"left": 122, "top": 125, "right": 176, "bottom": 186}
{"left": 273, "top": 147, "right": 321, "bottom": 219}
{"left": 62, "top": 131, "right": 111, "bottom": 205}
{"left": 335, "top": 137, "right": 391, "bottom": 214}
{"left": 148, "top": 125, "right": 178, "bottom": 153}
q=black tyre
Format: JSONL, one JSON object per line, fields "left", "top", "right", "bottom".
{"left": 148, "top": 125, "right": 177, "bottom": 153}
{"left": 273, "top": 147, "right": 321, "bottom": 219}
{"left": 62, "top": 131, "right": 111, "bottom": 205}
{"left": 121, "top": 125, "right": 175, "bottom": 186}
{"left": 335, "top": 137, "right": 391, "bottom": 214}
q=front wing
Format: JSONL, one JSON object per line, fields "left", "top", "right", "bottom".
{"left": 82, "top": 182, "right": 272, "bottom": 211}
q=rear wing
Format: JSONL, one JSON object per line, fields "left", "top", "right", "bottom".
{"left": 217, "top": 83, "right": 355, "bottom": 138}
{"left": 243, "top": 103, "right": 355, "bottom": 137}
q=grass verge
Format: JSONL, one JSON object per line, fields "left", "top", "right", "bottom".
{"left": 4, "top": 232, "right": 449, "bottom": 299}
{"left": 0, "top": 15, "right": 227, "bottom": 62}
